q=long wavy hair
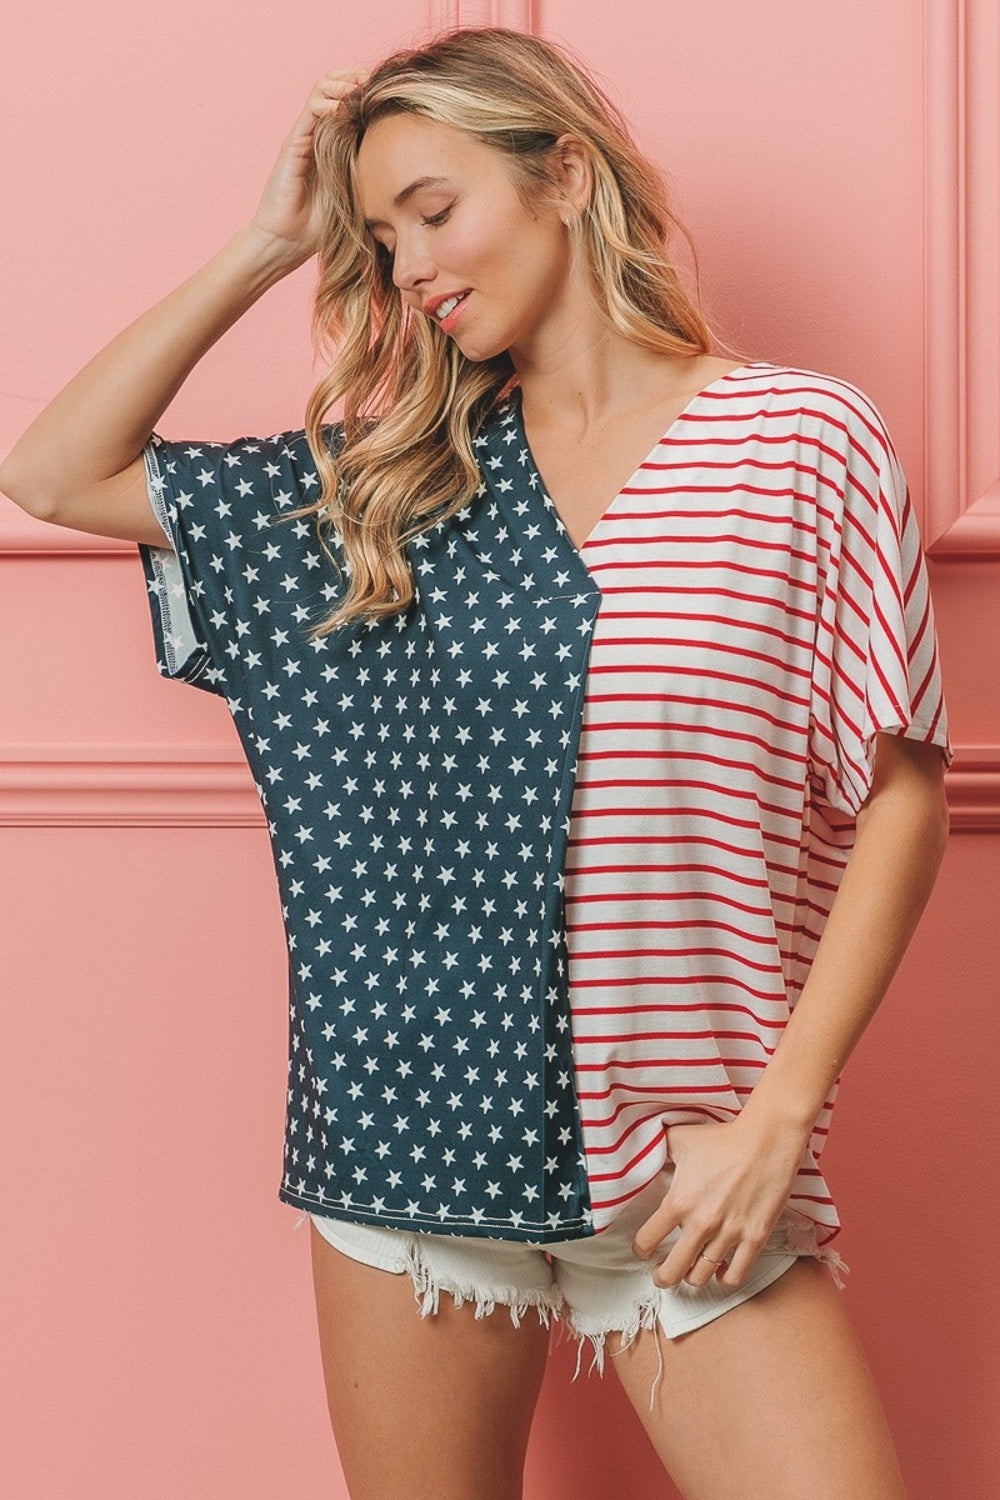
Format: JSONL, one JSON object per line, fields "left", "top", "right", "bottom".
{"left": 297, "top": 26, "right": 713, "bottom": 635}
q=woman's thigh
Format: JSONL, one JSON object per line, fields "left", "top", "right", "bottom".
{"left": 609, "top": 1257, "right": 907, "bottom": 1500}
{"left": 309, "top": 1223, "right": 551, "bottom": 1500}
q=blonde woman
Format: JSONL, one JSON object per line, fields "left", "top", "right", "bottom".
{"left": 2, "top": 27, "right": 951, "bottom": 1500}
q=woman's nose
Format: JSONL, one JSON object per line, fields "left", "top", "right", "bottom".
{"left": 391, "top": 237, "right": 436, "bottom": 294}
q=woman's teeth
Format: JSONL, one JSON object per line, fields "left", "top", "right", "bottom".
{"left": 436, "top": 292, "right": 468, "bottom": 320}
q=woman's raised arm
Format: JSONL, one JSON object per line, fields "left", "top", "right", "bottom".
{"left": 0, "top": 70, "right": 367, "bottom": 546}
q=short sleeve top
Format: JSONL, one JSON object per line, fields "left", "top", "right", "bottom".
{"left": 138, "top": 363, "right": 952, "bottom": 1246}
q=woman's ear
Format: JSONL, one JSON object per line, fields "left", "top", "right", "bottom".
{"left": 551, "top": 134, "right": 593, "bottom": 219}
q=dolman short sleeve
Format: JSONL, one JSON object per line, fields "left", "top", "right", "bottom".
{"left": 137, "top": 426, "right": 341, "bottom": 697}
{"left": 809, "top": 390, "right": 953, "bottom": 817}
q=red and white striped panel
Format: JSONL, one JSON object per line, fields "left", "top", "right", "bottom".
{"left": 564, "top": 364, "right": 951, "bottom": 1238}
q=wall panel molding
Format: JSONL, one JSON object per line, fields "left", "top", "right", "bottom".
{"left": 1, "top": 742, "right": 995, "bottom": 830}
{"left": 428, "top": 0, "right": 535, "bottom": 32}
{"left": 923, "top": 0, "right": 1000, "bottom": 557}
{"left": 0, "top": 745, "right": 264, "bottom": 827}
{"left": 0, "top": 502, "right": 132, "bottom": 556}
{"left": 944, "top": 744, "right": 1000, "bottom": 832}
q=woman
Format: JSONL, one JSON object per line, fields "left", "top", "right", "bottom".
{"left": 1, "top": 26, "right": 951, "bottom": 1500}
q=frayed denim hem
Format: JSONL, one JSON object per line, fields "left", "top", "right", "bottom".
{"left": 558, "top": 1294, "right": 673, "bottom": 1410}
{"left": 556, "top": 1244, "right": 850, "bottom": 1412}
{"left": 811, "top": 1245, "right": 849, "bottom": 1291}
{"left": 302, "top": 1208, "right": 850, "bottom": 1412}
{"left": 765, "top": 1214, "right": 850, "bottom": 1291}
{"left": 404, "top": 1237, "right": 565, "bottom": 1332}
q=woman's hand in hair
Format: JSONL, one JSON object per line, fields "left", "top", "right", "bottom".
{"left": 247, "top": 70, "right": 369, "bottom": 269}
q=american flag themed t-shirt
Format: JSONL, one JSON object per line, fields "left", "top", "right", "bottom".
{"left": 138, "top": 363, "right": 952, "bottom": 1249}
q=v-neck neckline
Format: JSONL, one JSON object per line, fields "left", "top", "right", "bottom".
{"left": 509, "top": 363, "right": 755, "bottom": 557}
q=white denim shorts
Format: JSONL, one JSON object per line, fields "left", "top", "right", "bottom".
{"left": 307, "top": 1166, "right": 847, "bottom": 1409}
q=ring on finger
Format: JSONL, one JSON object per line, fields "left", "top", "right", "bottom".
{"left": 697, "top": 1250, "right": 725, "bottom": 1265}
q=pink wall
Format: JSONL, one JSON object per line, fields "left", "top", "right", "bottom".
{"left": 2, "top": 2, "right": 997, "bottom": 1497}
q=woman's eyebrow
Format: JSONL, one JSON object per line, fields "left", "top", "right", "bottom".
{"left": 363, "top": 176, "right": 454, "bottom": 229}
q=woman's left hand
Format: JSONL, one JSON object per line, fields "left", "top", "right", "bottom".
{"left": 631, "top": 1113, "right": 812, "bottom": 1289}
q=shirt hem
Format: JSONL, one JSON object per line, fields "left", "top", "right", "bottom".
{"left": 279, "top": 1185, "right": 595, "bottom": 1243}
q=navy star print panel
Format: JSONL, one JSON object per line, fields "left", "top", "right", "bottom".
{"left": 141, "top": 391, "right": 603, "bottom": 1239}
{"left": 138, "top": 366, "right": 952, "bottom": 1246}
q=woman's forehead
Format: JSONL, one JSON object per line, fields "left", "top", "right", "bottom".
{"left": 356, "top": 115, "right": 494, "bottom": 221}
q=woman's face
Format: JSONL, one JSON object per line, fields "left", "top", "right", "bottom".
{"left": 355, "top": 112, "right": 581, "bottom": 364}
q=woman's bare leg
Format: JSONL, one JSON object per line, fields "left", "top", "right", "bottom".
{"left": 309, "top": 1224, "right": 551, "bottom": 1500}
{"left": 610, "top": 1258, "right": 907, "bottom": 1500}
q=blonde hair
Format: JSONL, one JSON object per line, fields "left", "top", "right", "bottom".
{"left": 298, "top": 26, "right": 712, "bottom": 634}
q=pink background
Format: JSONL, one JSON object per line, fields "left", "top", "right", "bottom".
{"left": 2, "top": 2, "right": 998, "bottom": 1496}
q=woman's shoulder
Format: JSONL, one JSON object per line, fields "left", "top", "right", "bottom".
{"left": 733, "top": 361, "right": 894, "bottom": 446}
{"left": 210, "top": 423, "right": 345, "bottom": 457}
{"left": 254, "top": 424, "right": 346, "bottom": 460}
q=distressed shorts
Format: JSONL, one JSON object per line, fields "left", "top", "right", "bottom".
{"left": 308, "top": 1166, "right": 847, "bottom": 1409}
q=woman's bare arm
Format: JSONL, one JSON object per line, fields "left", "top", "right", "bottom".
{"left": 0, "top": 69, "right": 368, "bottom": 546}
{"left": 0, "top": 230, "right": 303, "bottom": 545}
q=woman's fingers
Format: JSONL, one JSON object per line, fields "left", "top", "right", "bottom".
{"left": 648, "top": 1220, "right": 731, "bottom": 1288}
{"left": 287, "top": 70, "right": 370, "bottom": 146}
{"left": 630, "top": 1119, "right": 804, "bottom": 1290}
{"left": 248, "top": 69, "right": 371, "bottom": 258}
{"left": 631, "top": 1193, "right": 683, "bottom": 1261}
{"left": 713, "top": 1232, "right": 771, "bottom": 1287}
{"left": 684, "top": 1245, "right": 730, "bottom": 1288}
{"left": 647, "top": 1214, "right": 772, "bottom": 1290}
{"left": 647, "top": 1218, "right": 761, "bottom": 1289}
{"left": 631, "top": 1190, "right": 726, "bottom": 1287}
{"left": 308, "top": 68, "right": 372, "bottom": 116}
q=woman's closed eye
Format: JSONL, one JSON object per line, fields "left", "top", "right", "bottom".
{"left": 375, "top": 203, "right": 454, "bottom": 263}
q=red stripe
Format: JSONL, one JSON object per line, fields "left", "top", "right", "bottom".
{"left": 575, "top": 1027, "right": 776, "bottom": 1048}
{"left": 565, "top": 883, "right": 772, "bottom": 915}
{"left": 580, "top": 1112, "right": 666, "bottom": 1156}
{"left": 578, "top": 721, "right": 809, "bottom": 772}
{"left": 582, "top": 694, "right": 809, "bottom": 737}
{"left": 904, "top": 590, "right": 932, "bottom": 665}
{"left": 566, "top": 916, "right": 783, "bottom": 948}
{"left": 566, "top": 859, "right": 771, "bottom": 890}
{"left": 576, "top": 1081, "right": 738, "bottom": 1101}
{"left": 789, "top": 1190, "right": 836, "bottom": 1208}
{"left": 596, "top": 583, "right": 817, "bottom": 626}
{"left": 567, "top": 835, "right": 801, "bottom": 864}
{"left": 663, "top": 403, "right": 886, "bottom": 486}
{"left": 569, "top": 947, "right": 784, "bottom": 974}
{"left": 584, "top": 672, "right": 812, "bottom": 714}
{"left": 582, "top": 1099, "right": 732, "bottom": 1133}
{"left": 595, "top": 609, "right": 813, "bottom": 654}
{"left": 568, "top": 804, "right": 781, "bottom": 833}
{"left": 570, "top": 975, "right": 787, "bottom": 1002}
{"left": 586, "top": 1176, "right": 667, "bottom": 1213}
{"left": 586, "top": 522, "right": 817, "bottom": 564}
{"left": 570, "top": 1000, "right": 788, "bottom": 1028}
{"left": 585, "top": 1129, "right": 669, "bottom": 1182}
{"left": 590, "top": 634, "right": 813, "bottom": 678}
{"left": 584, "top": 554, "right": 818, "bottom": 588}
{"left": 601, "top": 500, "right": 818, "bottom": 531}
{"left": 573, "top": 747, "right": 808, "bottom": 798}
{"left": 695, "top": 375, "right": 896, "bottom": 454}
